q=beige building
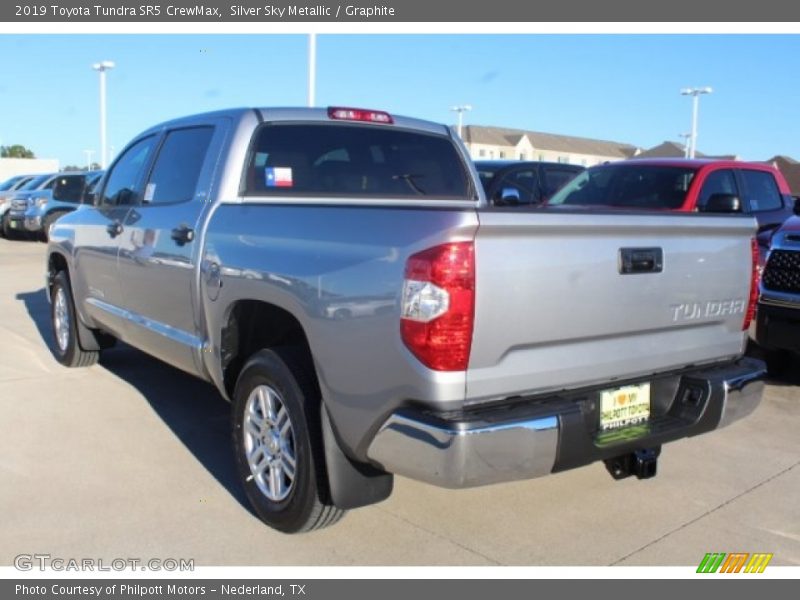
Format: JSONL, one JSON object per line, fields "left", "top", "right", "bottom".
{"left": 0, "top": 157, "right": 60, "bottom": 181}
{"left": 460, "top": 125, "right": 640, "bottom": 166}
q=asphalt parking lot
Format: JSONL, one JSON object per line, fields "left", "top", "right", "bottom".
{"left": 0, "top": 237, "right": 798, "bottom": 567}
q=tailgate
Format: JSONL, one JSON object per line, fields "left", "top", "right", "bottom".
{"left": 467, "top": 210, "right": 756, "bottom": 402}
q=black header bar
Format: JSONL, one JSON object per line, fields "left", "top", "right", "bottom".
{"left": 3, "top": 0, "right": 800, "bottom": 22}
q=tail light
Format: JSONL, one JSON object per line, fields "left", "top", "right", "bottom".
{"left": 743, "top": 237, "right": 759, "bottom": 330}
{"left": 327, "top": 106, "right": 393, "bottom": 124}
{"left": 400, "top": 242, "right": 475, "bottom": 371}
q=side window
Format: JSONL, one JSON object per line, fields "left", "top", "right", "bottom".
{"left": 697, "top": 169, "right": 738, "bottom": 210}
{"left": 143, "top": 127, "right": 214, "bottom": 205}
{"left": 492, "top": 169, "right": 539, "bottom": 205}
{"left": 739, "top": 169, "right": 783, "bottom": 212}
{"left": 101, "top": 136, "right": 156, "bottom": 206}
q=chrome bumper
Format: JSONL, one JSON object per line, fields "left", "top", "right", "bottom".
{"left": 718, "top": 365, "right": 765, "bottom": 428}
{"left": 366, "top": 358, "right": 765, "bottom": 489}
{"left": 367, "top": 412, "right": 558, "bottom": 488}
{"left": 24, "top": 216, "right": 42, "bottom": 231}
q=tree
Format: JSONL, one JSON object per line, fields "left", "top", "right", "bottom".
{"left": 0, "top": 144, "right": 35, "bottom": 158}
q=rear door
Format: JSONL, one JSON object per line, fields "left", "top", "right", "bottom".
{"left": 116, "top": 120, "right": 225, "bottom": 376}
{"left": 468, "top": 210, "right": 755, "bottom": 401}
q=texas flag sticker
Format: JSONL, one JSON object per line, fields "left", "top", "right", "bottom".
{"left": 265, "top": 167, "right": 293, "bottom": 188}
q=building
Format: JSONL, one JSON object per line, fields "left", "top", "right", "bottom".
{"left": 635, "top": 140, "right": 739, "bottom": 161}
{"left": 766, "top": 155, "right": 800, "bottom": 195}
{"left": 0, "top": 158, "right": 60, "bottom": 181}
{"left": 459, "top": 125, "right": 640, "bottom": 166}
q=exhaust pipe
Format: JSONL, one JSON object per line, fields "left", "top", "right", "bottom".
{"left": 604, "top": 446, "right": 661, "bottom": 480}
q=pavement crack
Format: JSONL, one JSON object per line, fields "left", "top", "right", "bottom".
{"left": 375, "top": 506, "right": 505, "bottom": 566}
{"left": 609, "top": 460, "right": 800, "bottom": 566}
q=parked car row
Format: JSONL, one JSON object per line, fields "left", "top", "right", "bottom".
{"left": 0, "top": 170, "right": 102, "bottom": 241}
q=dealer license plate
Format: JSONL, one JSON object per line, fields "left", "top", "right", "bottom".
{"left": 599, "top": 383, "right": 651, "bottom": 431}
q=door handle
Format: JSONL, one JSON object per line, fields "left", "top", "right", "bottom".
{"left": 106, "top": 221, "right": 123, "bottom": 237}
{"left": 619, "top": 247, "right": 663, "bottom": 274}
{"left": 171, "top": 224, "right": 195, "bottom": 246}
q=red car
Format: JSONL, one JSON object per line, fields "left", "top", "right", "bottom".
{"left": 547, "top": 158, "right": 796, "bottom": 259}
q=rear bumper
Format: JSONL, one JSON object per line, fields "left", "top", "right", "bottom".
{"left": 366, "top": 358, "right": 765, "bottom": 488}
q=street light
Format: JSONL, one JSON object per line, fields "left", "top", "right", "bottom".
{"left": 678, "top": 133, "right": 691, "bottom": 158}
{"left": 92, "top": 60, "right": 115, "bottom": 169}
{"left": 450, "top": 104, "right": 472, "bottom": 139}
{"left": 308, "top": 34, "right": 316, "bottom": 107}
{"left": 680, "top": 86, "right": 712, "bottom": 159}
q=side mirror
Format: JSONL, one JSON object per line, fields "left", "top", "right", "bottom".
{"left": 499, "top": 187, "right": 521, "bottom": 205}
{"left": 702, "top": 193, "right": 742, "bottom": 213}
{"left": 52, "top": 176, "right": 86, "bottom": 203}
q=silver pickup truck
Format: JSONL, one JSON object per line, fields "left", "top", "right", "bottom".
{"left": 46, "top": 107, "right": 765, "bottom": 533}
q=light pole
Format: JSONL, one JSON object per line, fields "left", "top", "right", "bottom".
{"left": 83, "top": 149, "right": 94, "bottom": 170}
{"left": 92, "top": 60, "right": 115, "bottom": 169}
{"left": 308, "top": 34, "right": 316, "bottom": 107}
{"left": 678, "top": 133, "right": 691, "bottom": 158}
{"left": 680, "top": 87, "right": 712, "bottom": 159}
{"left": 450, "top": 104, "right": 472, "bottom": 139}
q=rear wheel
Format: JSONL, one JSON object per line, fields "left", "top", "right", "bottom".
{"left": 231, "top": 348, "right": 345, "bottom": 533}
{"left": 50, "top": 271, "right": 99, "bottom": 367}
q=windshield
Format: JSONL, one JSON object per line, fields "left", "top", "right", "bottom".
{"left": 548, "top": 164, "right": 697, "bottom": 209}
{"left": 0, "top": 175, "right": 24, "bottom": 191}
{"left": 18, "top": 174, "right": 51, "bottom": 191}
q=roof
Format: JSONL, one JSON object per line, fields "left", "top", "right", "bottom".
{"left": 461, "top": 125, "right": 638, "bottom": 159}
{"left": 608, "top": 158, "right": 779, "bottom": 171}
{"left": 635, "top": 141, "right": 693, "bottom": 159}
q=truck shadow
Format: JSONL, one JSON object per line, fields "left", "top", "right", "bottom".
{"left": 16, "top": 288, "right": 253, "bottom": 515}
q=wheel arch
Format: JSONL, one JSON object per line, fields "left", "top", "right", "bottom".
{"left": 218, "top": 298, "right": 393, "bottom": 510}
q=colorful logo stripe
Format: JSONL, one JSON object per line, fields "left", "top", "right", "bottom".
{"left": 697, "top": 552, "right": 773, "bottom": 573}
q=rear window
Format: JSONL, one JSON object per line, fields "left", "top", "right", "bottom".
{"left": 548, "top": 165, "right": 696, "bottom": 209}
{"left": 244, "top": 124, "right": 471, "bottom": 199}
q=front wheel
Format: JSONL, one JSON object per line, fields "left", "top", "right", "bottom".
{"left": 231, "top": 348, "right": 345, "bottom": 533}
{"left": 50, "top": 271, "right": 99, "bottom": 367}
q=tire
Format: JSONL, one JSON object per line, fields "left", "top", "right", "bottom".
{"left": 50, "top": 271, "right": 99, "bottom": 367}
{"left": 231, "top": 347, "right": 345, "bottom": 533}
